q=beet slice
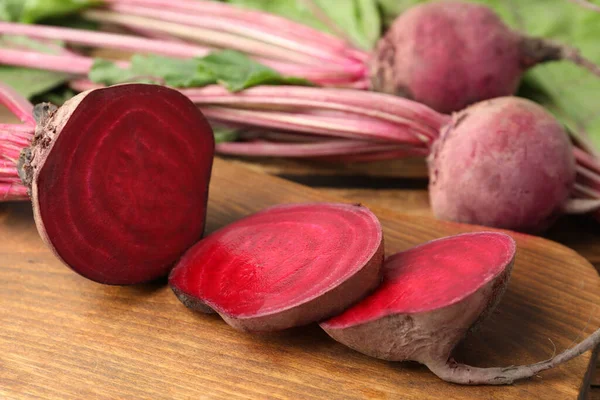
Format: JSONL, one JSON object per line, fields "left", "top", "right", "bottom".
{"left": 321, "top": 232, "right": 600, "bottom": 385}
{"left": 21, "top": 84, "right": 215, "bottom": 285}
{"left": 169, "top": 203, "right": 384, "bottom": 332}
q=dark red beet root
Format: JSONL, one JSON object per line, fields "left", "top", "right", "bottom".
{"left": 369, "top": 1, "right": 573, "bottom": 113}
{"left": 21, "top": 84, "right": 215, "bottom": 285}
{"left": 169, "top": 203, "right": 384, "bottom": 332}
{"left": 321, "top": 232, "right": 600, "bottom": 385}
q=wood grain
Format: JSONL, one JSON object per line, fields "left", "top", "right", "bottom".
{"left": 1, "top": 158, "right": 599, "bottom": 400}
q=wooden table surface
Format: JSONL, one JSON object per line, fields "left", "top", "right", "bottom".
{"left": 2, "top": 157, "right": 600, "bottom": 400}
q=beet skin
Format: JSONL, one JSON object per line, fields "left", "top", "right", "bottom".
{"left": 428, "top": 97, "right": 576, "bottom": 232}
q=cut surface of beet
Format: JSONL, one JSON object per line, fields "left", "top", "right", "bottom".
{"left": 26, "top": 84, "right": 215, "bottom": 285}
{"left": 169, "top": 202, "right": 384, "bottom": 332}
{"left": 322, "top": 232, "right": 515, "bottom": 330}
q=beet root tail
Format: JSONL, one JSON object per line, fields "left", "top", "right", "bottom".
{"left": 427, "top": 327, "right": 600, "bottom": 385}
{"left": 521, "top": 36, "right": 600, "bottom": 79}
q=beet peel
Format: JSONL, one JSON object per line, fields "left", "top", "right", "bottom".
{"left": 428, "top": 97, "right": 576, "bottom": 232}
{"left": 21, "top": 83, "right": 215, "bottom": 285}
{"left": 169, "top": 202, "right": 384, "bottom": 332}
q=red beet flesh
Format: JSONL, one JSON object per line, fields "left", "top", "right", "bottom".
{"left": 322, "top": 232, "right": 514, "bottom": 330}
{"left": 24, "top": 84, "right": 215, "bottom": 285}
{"left": 169, "top": 203, "right": 384, "bottom": 332}
{"left": 320, "top": 232, "right": 518, "bottom": 383}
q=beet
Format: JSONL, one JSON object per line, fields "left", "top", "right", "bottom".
{"left": 369, "top": 1, "right": 593, "bottom": 113}
{"left": 321, "top": 232, "right": 600, "bottom": 385}
{"left": 428, "top": 97, "right": 576, "bottom": 232}
{"left": 169, "top": 203, "right": 384, "bottom": 332}
{"left": 20, "top": 84, "right": 215, "bottom": 285}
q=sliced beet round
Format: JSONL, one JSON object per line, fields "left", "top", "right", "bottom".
{"left": 21, "top": 84, "right": 215, "bottom": 285}
{"left": 168, "top": 203, "right": 384, "bottom": 332}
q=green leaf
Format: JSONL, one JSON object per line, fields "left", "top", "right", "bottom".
{"left": 132, "top": 55, "right": 215, "bottom": 87}
{"left": 212, "top": 125, "right": 240, "bottom": 144}
{"left": 88, "top": 59, "right": 140, "bottom": 85}
{"left": 199, "top": 50, "right": 311, "bottom": 91}
{"left": 224, "top": 0, "right": 381, "bottom": 50}
{"left": 89, "top": 50, "right": 312, "bottom": 91}
{"left": 0, "top": 67, "right": 68, "bottom": 99}
{"left": 0, "top": 0, "right": 99, "bottom": 23}
{"left": 0, "top": 0, "right": 25, "bottom": 22}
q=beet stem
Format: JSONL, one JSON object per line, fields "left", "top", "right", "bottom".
{"left": 183, "top": 86, "right": 449, "bottom": 132}
{"left": 428, "top": 328, "right": 600, "bottom": 385}
{"left": 82, "top": 10, "right": 343, "bottom": 67}
{"left": 0, "top": 182, "right": 27, "bottom": 201}
{"left": 314, "top": 148, "right": 430, "bottom": 162}
{"left": 0, "top": 46, "right": 363, "bottom": 91}
{"left": 0, "top": 124, "right": 35, "bottom": 135}
{"left": 574, "top": 146, "right": 600, "bottom": 175}
{"left": 216, "top": 140, "right": 424, "bottom": 158}
{"left": 563, "top": 198, "right": 600, "bottom": 214}
{"left": 0, "top": 21, "right": 210, "bottom": 59}
{"left": 104, "top": 0, "right": 352, "bottom": 52}
{"left": 573, "top": 183, "right": 600, "bottom": 199}
{"left": 200, "top": 106, "right": 428, "bottom": 144}
{"left": 0, "top": 83, "right": 35, "bottom": 126}
{"left": 568, "top": 0, "right": 600, "bottom": 12}
{"left": 522, "top": 36, "right": 600, "bottom": 79}
{"left": 185, "top": 93, "right": 437, "bottom": 141}
{"left": 0, "top": 48, "right": 94, "bottom": 75}
{"left": 576, "top": 164, "right": 600, "bottom": 186}
{"left": 108, "top": 3, "right": 360, "bottom": 67}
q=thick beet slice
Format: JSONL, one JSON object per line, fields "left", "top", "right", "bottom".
{"left": 21, "top": 84, "right": 215, "bottom": 285}
{"left": 321, "top": 232, "right": 600, "bottom": 385}
{"left": 169, "top": 203, "right": 384, "bottom": 332}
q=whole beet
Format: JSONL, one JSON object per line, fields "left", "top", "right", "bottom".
{"left": 428, "top": 97, "right": 576, "bottom": 232}
{"left": 369, "top": 1, "right": 562, "bottom": 113}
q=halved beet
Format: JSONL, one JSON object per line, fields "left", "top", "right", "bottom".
{"left": 321, "top": 232, "right": 517, "bottom": 382}
{"left": 169, "top": 203, "right": 384, "bottom": 332}
{"left": 20, "top": 84, "right": 215, "bottom": 285}
{"left": 321, "top": 232, "right": 600, "bottom": 385}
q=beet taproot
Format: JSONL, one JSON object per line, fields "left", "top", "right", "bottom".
{"left": 428, "top": 97, "right": 576, "bottom": 232}
{"left": 369, "top": 1, "right": 596, "bottom": 113}
{"left": 169, "top": 203, "right": 384, "bottom": 332}
{"left": 20, "top": 84, "right": 215, "bottom": 285}
{"left": 321, "top": 232, "right": 600, "bottom": 385}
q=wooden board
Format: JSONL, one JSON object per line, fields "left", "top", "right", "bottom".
{"left": 1, "top": 158, "right": 599, "bottom": 400}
